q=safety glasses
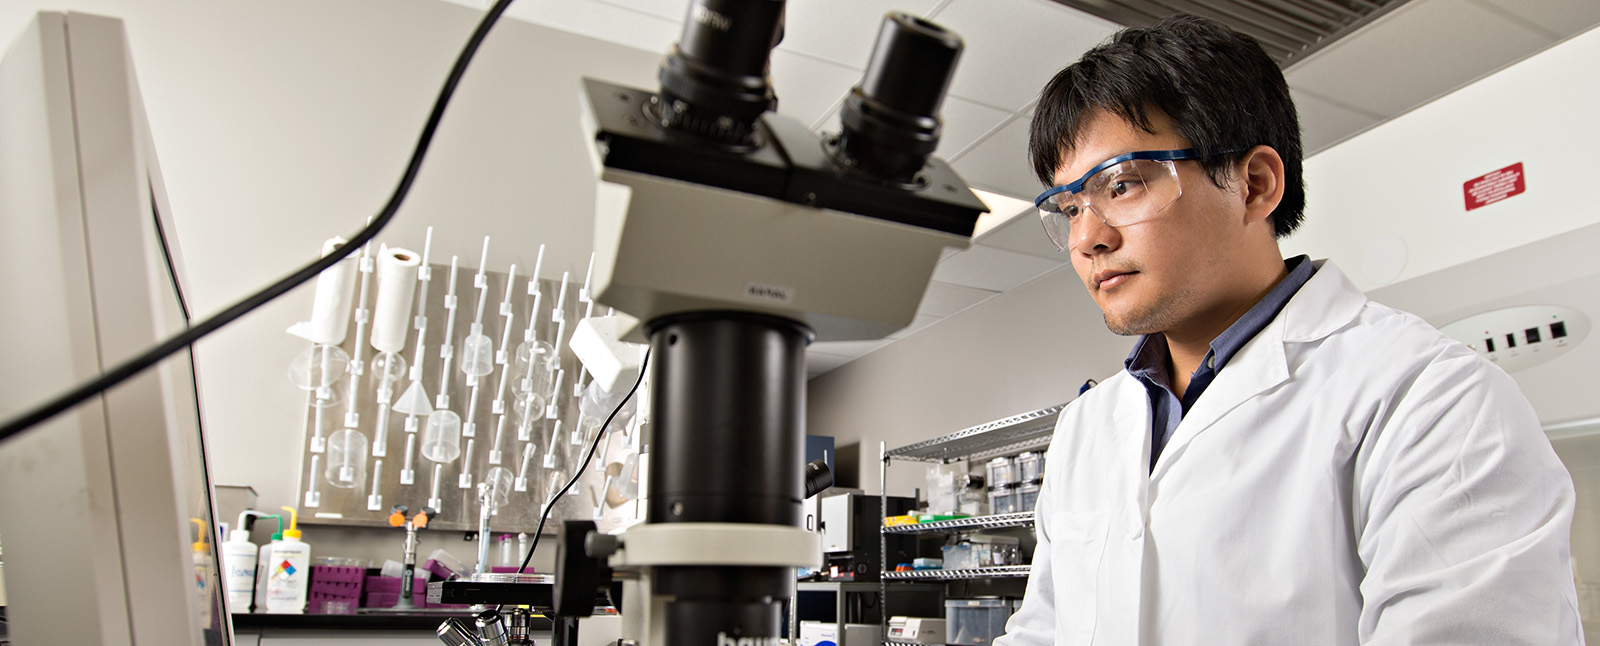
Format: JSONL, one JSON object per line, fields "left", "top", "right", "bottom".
{"left": 1033, "top": 148, "right": 1209, "bottom": 252}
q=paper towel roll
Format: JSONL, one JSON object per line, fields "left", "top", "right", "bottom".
{"left": 370, "top": 246, "right": 422, "bottom": 353}
{"left": 288, "top": 236, "right": 357, "bottom": 345}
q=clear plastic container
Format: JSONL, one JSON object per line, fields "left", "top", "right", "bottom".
{"left": 324, "top": 429, "right": 368, "bottom": 489}
{"left": 986, "top": 456, "right": 1017, "bottom": 488}
{"left": 941, "top": 543, "right": 975, "bottom": 570}
{"left": 946, "top": 598, "right": 1013, "bottom": 646}
{"left": 988, "top": 488, "right": 1020, "bottom": 515}
{"left": 421, "top": 409, "right": 463, "bottom": 463}
{"left": 1018, "top": 483, "right": 1041, "bottom": 513}
{"left": 1015, "top": 452, "right": 1043, "bottom": 484}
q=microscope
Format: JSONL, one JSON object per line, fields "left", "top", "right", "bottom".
{"left": 437, "top": 1, "right": 984, "bottom": 644}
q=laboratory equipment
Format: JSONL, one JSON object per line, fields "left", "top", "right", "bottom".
{"left": 945, "top": 599, "right": 1014, "bottom": 646}
{"left": 475, "top": 466, "right": 515, "bottom": 573}
{"left": 394, "top": 228, "right": 437, "bottom": 429}
{"left": 222, "top": 512, "right": 262, "bottom": 611}
{"left": 423, "top": 409, "right": 464, "bottom": 463}
{"left": 887, "top": 617, "right": 946, "bottom": 644}
{"left": 386, "top": 505, "right": 434, "bottom": 611}
{"left": 326, "top": 428, "right": 370, "bottom": 489}
{"left": 459, "top": 238, "right": 496, "bottom": 383}
{"left": 513, "top": 5, "right": 984, "bottom": 646}
{"left": 190, "top": 519, "right": 214, "bottom": 629}
{"left": 267, "top": 507, "right": 311, "bottom": 614}
{"left": 253, "top": 515, "right": 284, "bottom": 612}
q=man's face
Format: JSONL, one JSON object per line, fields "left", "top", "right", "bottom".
{"left": 1052, "top": 109, "right": 1250, "bottom": 337}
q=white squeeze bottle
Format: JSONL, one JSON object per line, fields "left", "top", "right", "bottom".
{"left": 265, "top": 506, "right": 311, "bottom": 614}
{"left": 190, "top": 519, "right": 214, "bottom": 629}
{"left": 221, "top": 511, "right": 261, "bottom": 613}
{"left": 252, "top": 514, "right": 282, "bottom": 613}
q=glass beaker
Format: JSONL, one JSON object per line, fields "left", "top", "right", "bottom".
{"left": 422, "top": 409, "right": 463, "bottom": 463}
{"left": 325, "top": 428, "right": 369, "bottom": 489}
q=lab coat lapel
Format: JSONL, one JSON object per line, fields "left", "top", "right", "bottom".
{"left": 1149, "top": 260, "right": 1365, "bottom": 480}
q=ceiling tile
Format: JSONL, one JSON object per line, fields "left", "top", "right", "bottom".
{"left": 931, "top": 244, "right": 1063, "bottom": 292}
{"left": 778, "top": 0, "right": 947, "bottom": 68}
{"left": 770, "top": 50, "right": 863, "bottom": 129}
{"left": 593, "top": 0, "right": 691, "bottom": 23}
{"left": 889, "top": 313, "right": 944, "bottom": 339}
{"left": 917, "top": 280, "right": 997, "bottom": 317}
{"left": 805, "top": 351, "right": 858, "bottom": 377}
{"left": 1474, "top": 0, "right": 1600, "bottom": 38}
{"left": 929, "top": 0, "right": 1120, "bottom": 111}
{"left": 935, "top": 96, "right": 1014, "bottom": 159}
{"left": 973, "top": 208, "right": 1065, "bottom": 260}
{"left": 810, "top": 338, "right": 890, "bottom": 356}
{"left": 1290, "top": 87, "right": 1385, "bottom": 156}
{"left": 948, "top": 111, "right": 1037, "bottom": 198}
{"left": 1284, "top": 0, "right": 1553, "bottom": 116}
{"left": 490, "top": 0, "right": 683, "bottom": 54}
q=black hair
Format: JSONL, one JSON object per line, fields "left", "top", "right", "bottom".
{"left": 1027, "top": 14, "right": 1305, "bottom": 238}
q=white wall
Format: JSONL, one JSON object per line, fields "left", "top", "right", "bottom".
{"left": 0, "top": 0, "right": 662, "bottom": 523}
{"left": 1284, "top": 23, "right": 1600, "bottom": 290}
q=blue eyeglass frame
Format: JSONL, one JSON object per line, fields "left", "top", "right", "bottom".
{"left": 1033, "top": 148, "right": 1207, "bottom": 209}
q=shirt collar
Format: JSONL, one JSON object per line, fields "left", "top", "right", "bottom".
{"left": 1123, "top": 255, "right": 1316, "bottom": 379}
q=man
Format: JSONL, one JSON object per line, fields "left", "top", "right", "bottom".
{"left": 994, "top": 14, "right": 1581, "bottom": 645}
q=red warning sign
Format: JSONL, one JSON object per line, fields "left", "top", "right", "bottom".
{"left": 1463, "top": 162, "right": 1525, "bottom": 211}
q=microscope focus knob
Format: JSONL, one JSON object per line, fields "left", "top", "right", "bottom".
{"left": 553, "top": 520, "right": 607, "bottom": 617}
{"left": 586, "top": 532, "right": 620, "bottom": 559}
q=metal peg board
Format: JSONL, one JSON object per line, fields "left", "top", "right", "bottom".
{"left": 290, "top": 263, "right": 644, "bottom": 532}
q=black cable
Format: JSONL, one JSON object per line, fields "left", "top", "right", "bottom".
{"left": 0, "top": 0, "right": 517, "bottom": 444}
{"left": 501, "top": 349, "right": 650, "bottom": 611}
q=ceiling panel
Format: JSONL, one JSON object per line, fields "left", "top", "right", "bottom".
{"left": 935, "top": 96, "right": 1016, "bottom": 159}
{"left": 931, "top": 244, "right": 1064, "bottom": 291}
{"left": 889, "top": 312, "right": 945, "bottom": 339}
{"left": 973, "top": 208, "right": 1065, "bottom": 260}
{"left": 777, "top": 0, "right": 948, "bottom": 68}
{"left": 1284, "top": 0, "right": 1553, "bottom": 116}
{"left": 930, "top": 0, "right": 1120, "bottom": 111}
{"left": 593, "top": 0, "right": 690, "bottom": 23}
{"left": 917, "top": 280, "right": 999, "bottom": 317}
{"left": 1474, "top": 0, "right": 1600, "bottom": 38}
{"left": 1290, "top": 87, "right": 1385, "bottom": 155}
{"left": 948, "top": 111, "right": 1038, "bottom": 198}
{"left": 806, "top": 351, "right": 860, "bottom": 377}
{"left": 811, "top": 338, "right": 891, "bottom": 356}
{"left": 483, "top": 0, "right": 682, "bottom": 54}
{"left": 769, "top": 50, "right": 864, "bottom": 128}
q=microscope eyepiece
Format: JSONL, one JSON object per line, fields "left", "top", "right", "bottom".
{"left": 656, "top": 0, "right": 785, "bottom": 146}
{"left": 834, "top": 12, "right": 964, "bottom": 186}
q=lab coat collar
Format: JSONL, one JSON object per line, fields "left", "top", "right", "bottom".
{"left": 1148, "top": 259, "right": 1366, "bottom": 479}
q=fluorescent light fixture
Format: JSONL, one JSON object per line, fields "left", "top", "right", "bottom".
{"left": 969, "top": 188, "right": 1034, "bottom": 239}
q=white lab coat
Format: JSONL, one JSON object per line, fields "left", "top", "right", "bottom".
{"left": 996, "top": 261, "right": 1582, "bottom": 646}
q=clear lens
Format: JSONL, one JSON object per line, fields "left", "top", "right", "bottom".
{"left": 1038, "top": 159, "right": 1183, "bottom": 251}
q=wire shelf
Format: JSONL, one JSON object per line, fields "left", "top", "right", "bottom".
{"left": 882, "top": 512, "right": 1035, "bottom": 535}
{"left": 883, "top": 565, "right": 1031, "bottom": 581}
{"left": 883, "top": 404, "right": 1063, "bottom": 463}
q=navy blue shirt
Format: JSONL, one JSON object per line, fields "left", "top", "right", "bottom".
{"left": 1126, "top": 255, "right": 1316, "bottom": 470}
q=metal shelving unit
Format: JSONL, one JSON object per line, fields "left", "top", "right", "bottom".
{"left": 876, "top": 403, "right": 1065, "bottom": 639}
{"left": 884, "top": 565, "right": 1032, "bottom": 581}
{"left": 881, "top": 512, "right": 1035, "bottom": 535}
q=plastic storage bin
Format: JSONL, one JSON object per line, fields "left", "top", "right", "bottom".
{"left": 1017, "top": 483, "right": 1041, "bottom": 512}
{"left": 946, "top": 598, "right": 1013, "bottom": 646}
{"left": 988, "top": 488, "right": 1020, "bottom": 515}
